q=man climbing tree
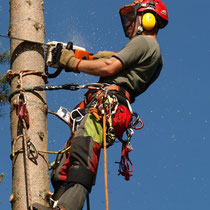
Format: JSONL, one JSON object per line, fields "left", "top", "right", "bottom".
{"left": 33, "top": 0, "right": 168, "bottom": 209}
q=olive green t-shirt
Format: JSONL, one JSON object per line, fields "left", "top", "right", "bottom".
{"left": 100, "top": 35, "right": 163, "bottom": 102}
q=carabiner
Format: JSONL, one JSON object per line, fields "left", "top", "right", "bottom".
{"left": 70, "top": 108, "right": 85, "bottom": 132}
{"left": 130, "top": 112, "right": 144, "bottom": 130}
{"left": 70, "top": 108, "right": 84, "bottom": 123}
{"left": 27, "top": 140, "right": 38, "bottom": 161}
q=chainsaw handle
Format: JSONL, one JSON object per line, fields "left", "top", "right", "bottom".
{"left": 66, "top": 42, "right": 73, "bottom": 50}
{"left": 46, "top": 42, "right": 73, "bottom": 78}
{"left": 47, "top": 66, "right": 63, "bottom": 78}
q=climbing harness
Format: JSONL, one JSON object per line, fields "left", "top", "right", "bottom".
{"left": 7, "top": 74, "right": 144, "bottom": 174}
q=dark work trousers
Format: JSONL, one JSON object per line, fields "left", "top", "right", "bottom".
{"left": 51, "top": 110, "right": 103, "bottom": 210}
{"left": 54, "top": 183, "right": 88, "bottom": 210}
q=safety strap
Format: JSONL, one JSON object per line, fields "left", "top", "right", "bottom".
{"left": 104, "top": 85, "right": 130, "bottom": 101}
{"left": 117, "top": 142, "right": 134, "bottom": 181}
{"left": 85, "top": 84, "right": 130, "bottom": 104}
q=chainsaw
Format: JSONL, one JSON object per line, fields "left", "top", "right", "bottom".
{"left": 45, "top": 41, "right": 94, "bottom": 78}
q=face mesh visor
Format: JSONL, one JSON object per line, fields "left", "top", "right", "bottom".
{"left": 119, "top": 6, "right": 138, "bottom": 37}
{"left": 119, "top": 1, "right": 157, "bottom": 37}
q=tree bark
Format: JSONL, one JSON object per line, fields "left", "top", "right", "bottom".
{"left": 9, "top": 0, "right": 49, "bottom": 209}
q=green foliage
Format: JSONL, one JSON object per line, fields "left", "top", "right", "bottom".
{"left": 0, "top": 51, "right": 10, "bottom": 64}
{"left": 0, "top": 173, "right": 3, "bottom": 184}
{"left": 0, "top": 8, "right": 10, "bottom": 111}
{"left": 0, "top": 48, "right": 10, "bottom": 106}
{"left": 0, "top": 73, "right": 9, "bottom": 105}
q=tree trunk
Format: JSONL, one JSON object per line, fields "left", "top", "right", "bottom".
{"left": 9, "top": 0, "right": 49, "bottom": 209}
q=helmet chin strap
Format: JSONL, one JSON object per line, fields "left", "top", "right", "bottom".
{"left": 136, "top": 15, "right": 143, "bottom": 35}
{"left": 137, "top": 25, "right": 143, "bottom": 35}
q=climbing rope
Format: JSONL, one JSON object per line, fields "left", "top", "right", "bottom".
{"left": 90, "top": 91, "right": 110, "bottom": 210}
{"left": 103, "top": 111, "right": 109, "bottom": 210}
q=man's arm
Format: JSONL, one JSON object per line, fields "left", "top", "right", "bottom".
{"left": 57, "top": 49, "right": 124, "bottom": 77}
{"left": 78, "top": 57, "right": 124, "bottom": 77}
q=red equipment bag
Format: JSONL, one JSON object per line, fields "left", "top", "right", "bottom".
{"left": 112, "top": 104, "right": 132, "bottom": 139}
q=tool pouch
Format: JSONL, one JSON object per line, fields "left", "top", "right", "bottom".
{"left": 112, "top": 105, "right": 132, "bottom": 139}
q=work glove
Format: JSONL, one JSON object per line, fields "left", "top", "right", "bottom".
{"left": 59, "top": 49, "right": 81, "bottom": 73}
{"left": 46, "top": 42, "right": 63, "bottom": 68}
{"left": 93, "top": 51, "right": 115, "bottom": 59}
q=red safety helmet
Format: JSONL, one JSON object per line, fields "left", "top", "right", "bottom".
{"left": 137, "top": 0, "right": 168, "bottom": 28}
{"left": 119, "top": 0, "right": 168, "bottom": 37}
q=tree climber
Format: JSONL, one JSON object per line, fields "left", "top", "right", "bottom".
{"left": 33, "top": 0, "right": 168, "bottom": 209}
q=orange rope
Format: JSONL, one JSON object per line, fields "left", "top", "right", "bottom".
{"left": 103, "top": 112, "right": 109, "bottom": 210}
{"left": 90, "top": 92, "right": 109, "bottom": 209}
{"left": 89, "top": 108, "right": 102, "bottom": 121}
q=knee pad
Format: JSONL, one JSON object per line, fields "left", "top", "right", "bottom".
{"left": 67, "top": 166, "right": 95, "bottom": 192}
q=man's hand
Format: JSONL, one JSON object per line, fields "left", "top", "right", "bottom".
{"left": 93, "top": 51, "right": 115, "bottom": 59}
{"left": 59, "top": 49, "right": 81, "bottom": 72}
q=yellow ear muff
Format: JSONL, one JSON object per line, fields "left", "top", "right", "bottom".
{"left": 142, "top": 13, "right": 156, "bottom": 31}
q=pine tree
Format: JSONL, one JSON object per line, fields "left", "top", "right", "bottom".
{"left": 0, "top": 52, "right": 10, "bottom": 110}
{"left": 0, "top": 73, "right": 9, "bottom": 106}
{"left": 0, "top": 50, "right": 9, "bottom": 63}
{"left": 0, "top": 5, "right": 10, "bottom": 106}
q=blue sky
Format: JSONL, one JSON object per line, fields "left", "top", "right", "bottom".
{"left": 1, "top": 0, "right": 210, "bottom": 209}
